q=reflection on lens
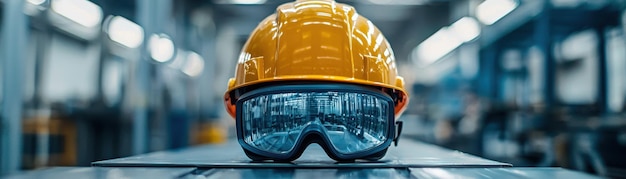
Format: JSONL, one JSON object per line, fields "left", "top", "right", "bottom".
{"left": 241, "top": 92, "right": 389, "bottom": 154}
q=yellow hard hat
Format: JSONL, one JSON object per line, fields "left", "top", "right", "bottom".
{"left": 224, "top": 0, "right": 408, "bottom": 119}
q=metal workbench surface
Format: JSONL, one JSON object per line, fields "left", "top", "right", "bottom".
{"left": 3, "top": 139, "right": 602, "bottom": 178}
{"left": 92, "top": 139, "right": 511, "bottom": 168}
{"left": 4, "top": 167, "right": 601, "bottom": 179}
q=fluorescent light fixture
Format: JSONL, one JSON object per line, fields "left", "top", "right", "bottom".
{"left": 413, "top": 27, "right": 463, "bottom": 66}
{"left": 412, "top": 17, "right": 481, "bottom": 66}
{"left": 476, "top": 0, "right": 518, "bottom": 25}
{"left": 448, "top": 17, "right": 481, "bottom": 42}
{"left": 149, "top": 34, "right": 175, "bottom": 63}
{"left": 182, "top": 51, "right": 205, "bottom": 77}
{"left": 107, "top": 16, "right": 144, "bottom": 49}
{"left": 27, "top": 0, "right": 46, "bottom": 6}
{"left": 51, "top": 0, "right": 103, "bottom": 28}
{"left": 229, "top": 0, "right": 266, "bottom": 4}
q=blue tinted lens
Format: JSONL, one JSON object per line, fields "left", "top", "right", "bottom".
{"left": 241, "top": 92, "right": 389, "bottom": 154}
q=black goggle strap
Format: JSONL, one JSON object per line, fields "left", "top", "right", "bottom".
{"left": 393, "top": 121, "right": 403, "bottom": 146}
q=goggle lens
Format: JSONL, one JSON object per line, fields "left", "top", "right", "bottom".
{"left": 241, "top": 92, "right": 390, "bottom": 155}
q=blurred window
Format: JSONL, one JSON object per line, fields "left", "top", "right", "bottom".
{"left": 607, "top": 28, "right": 626, "bottom": 112}
{"left": 42, "top": 34, "right": 98, "bottom": 102}
{"left": 527, "top": 46, "right": 545, "bottom": 104}
{"left": 23, "top": 30, "right": 39, "bottom": 102}
{"left": 500, "top": 49, "right": 526, "bottom": 106}
{"left": 555, "top": 30, "right": 599, "bottom": 105}
{"left": 102, "top": 58, "right": 124, "bottom": 106}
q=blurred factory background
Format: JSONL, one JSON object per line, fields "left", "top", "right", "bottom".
{"left": 1, "top": 0, "right": 626, "bottom": 177}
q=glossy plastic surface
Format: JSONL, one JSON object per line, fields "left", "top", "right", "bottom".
{"left": 224, "top": 0, "right": 408, "bottom": 118}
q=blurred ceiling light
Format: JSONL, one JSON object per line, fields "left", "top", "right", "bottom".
{"left": 448, "top": 17, "right": 481, "bottom": 42}
{"left": 476, "top": 0, "right": 518, "bottom": 25}
{"left": 182, "top": 52, "right": 205, "bottom": 77}
{"left": 413, "top": 27, "right": 463, "bottom": 66}
{"left": 149, "top": 34, "right": 175, "bottom": 63}
{"left": 27, "top": 0, "right": 46, "bottom": 6}
{"left": 107, "top": 16, "right": 144, "bottom": 49}
{"left": 51, "top": 0, "right": 103, "bottom": 28}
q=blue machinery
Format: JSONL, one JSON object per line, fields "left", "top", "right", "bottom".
{"left": 475, "top": 0, "right": 623, "bottom": 176}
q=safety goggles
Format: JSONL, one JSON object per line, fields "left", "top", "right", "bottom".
{"left": 235, "top": 84, "right": 402, "bottom": 161}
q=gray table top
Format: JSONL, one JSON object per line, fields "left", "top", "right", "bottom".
{"left": 93, "top": 139, "right": 511, "bottom": 168}
{"left": 4, "top": 167, "right": 601, "bottom": 179}
{"left": 5, "top": 139, "right": 602, "bottom": 178}
{"left": 3, "top": 167, "right": 195, "bottom": 179}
